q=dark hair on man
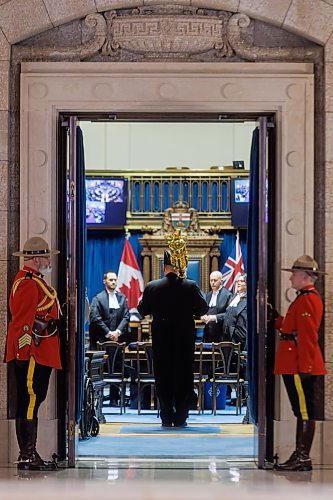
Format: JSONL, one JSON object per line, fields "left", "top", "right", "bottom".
{"left": 103, "top": 270, "right": 117, "bottom": 280}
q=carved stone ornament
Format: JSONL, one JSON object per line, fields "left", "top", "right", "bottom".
{"left": 102, "top": 6, "right": 233, "bottom": 58}
{"left": 12, "top": 6, "right": 322, "bottom": 63}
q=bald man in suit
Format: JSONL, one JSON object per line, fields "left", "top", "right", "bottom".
{"left": 201, "top": 271, "right": 232, "bottom": 343}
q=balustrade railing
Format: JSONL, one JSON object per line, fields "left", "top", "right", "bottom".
{"left": 86, "top": 169, "right": 248, "bottom": 230}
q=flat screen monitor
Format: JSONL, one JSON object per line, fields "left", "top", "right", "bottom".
{"left": 231, "top": 178, "right": 249, "bottom": 227}
{"left": 86, "top": 177, "right": 128, "bottom": 228}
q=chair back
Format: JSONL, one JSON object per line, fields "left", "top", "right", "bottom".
{"left": 97, "top": 341, "right": 126, "bottom": 378}
{"left": 140, "top": 320, "right": 152, "bottom": 342}
{"left": 136, "top": 341, "right": 154, "bottom": 378}
{"left": 194, "top": 342, "right": 204, "bottom": 379}
{"left": 212, "top": 341, "right": 241, "bottom": 381}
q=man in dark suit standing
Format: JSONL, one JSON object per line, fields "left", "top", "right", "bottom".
{"left": 201, "top": 271, "right": 232, "bottom": 343}
{"left": 89, "top": 271, "right": 130, "bottom": 349}
{"left": 89, "top": 270, "right": 131, "bottom": 406}
{"left": 138, "top": 231, "right": 208, "bottom": 428}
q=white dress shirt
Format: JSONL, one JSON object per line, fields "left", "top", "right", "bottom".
{"left": 107, "top": 291, "right": 120, "bottom": 309}
{"left": 209, "top": 286, "right": 222, "bottom": 307}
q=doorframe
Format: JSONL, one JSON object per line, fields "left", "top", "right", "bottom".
{"left": 19, "top": 61, "right": 315, "bottom": 464}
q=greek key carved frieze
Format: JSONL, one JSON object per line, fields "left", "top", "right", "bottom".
{"left": 102, "top": 8, "right": 233, "bottom": 57}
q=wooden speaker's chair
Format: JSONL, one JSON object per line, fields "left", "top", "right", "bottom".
{"left": 210, "top": 341, "right": 245, "bottom": 415}
{"left": 97, "top": 341, "right": 127, "bottom": 414}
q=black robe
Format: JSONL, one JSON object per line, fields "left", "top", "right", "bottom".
{"left": 223, "top": 295, "right": 247, "bottom": 350}
{"left": 138, "top": 272, "right": 208, "bottom": 426}
{"left": 203, "top": 287, "right": 232, "bottom": 343}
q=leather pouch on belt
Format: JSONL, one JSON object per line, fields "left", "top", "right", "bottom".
{"left": 32, "top": 317, "right": 50, "bottom": 346}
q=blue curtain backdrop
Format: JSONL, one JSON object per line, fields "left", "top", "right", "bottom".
{"left": 247, "top": 128, "right": 259, "bottom": 424}
{"left": 76, "top": 126, "right": 86, "bottom": 423}
{"left": 86, "top": 231, "right": 143, "bottom": 302}
{"left": 86, "top": 230, "right": 247, "bottom": 302}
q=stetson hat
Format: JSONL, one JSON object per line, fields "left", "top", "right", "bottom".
{"left": 13, "top": 237, "right": 60, "bottom": 257}
{"left": 282, "top": 254, "right": 326, "bottom": 275}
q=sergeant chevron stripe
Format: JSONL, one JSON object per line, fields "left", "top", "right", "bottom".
{"left": 18, "top": 333, "right": 32, "bottom": 349}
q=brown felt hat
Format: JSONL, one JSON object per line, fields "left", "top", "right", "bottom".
{"left": 281, "top": 254, "right": 326, "bottom": 275}
{"left": 13, "top": 237, "right": 60, "bottom": 257}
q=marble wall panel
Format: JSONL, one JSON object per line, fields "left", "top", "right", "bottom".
{"left": 0, "top": 259, "right": 7, "bottom": 306}
{"left": 96, "top": 0, "right": 144, "bottom": 10}
{"left": 325, "top": 112, "right": 333, "bottom": 163}
{"left": 284, "top": 0, "right": 333, "bottom": 44}
{"left": 0, "top": 0, "right": 52, "bottom": 44}
{"left": 325, "top": 31, "right": 333, "bottom": 62}
{"left": 0, "top": 28, "right": 10, "bottom": 61}
{"left": 0, "top": 161, "right": 8, "bottom": 211}
{"left": 325, "top": 165, "right": 333, "bottom": 212}
{"left": 0, "top": 211, "right": 8, "bottom": 260}
{"left": 325, "top": 364, "right": 333, "bottom": 419}
{"left": 239, "top": 0, "right": 291, "bottom": 27}
{"left": 325, "top": 63, "right": 333, "bottom": 112}
{"left": 43, "top": 0, "right": 96, "bottom": 27}
{"left": 0, "top": 111, "right": 8, "bottom": 161}
{"left": 0, "top": 61, "right": 9, "bottom": 110}
{"left": 192, "top": 0, "right": 239, "bottom": 11}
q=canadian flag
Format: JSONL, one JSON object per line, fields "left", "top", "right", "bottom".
{"left": 117, "top": 238, "right": 144, "bottom": 320}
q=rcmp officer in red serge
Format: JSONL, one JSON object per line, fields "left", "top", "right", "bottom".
{"left": 272, "top": 255, "right": 326, "bottom": 471}
{"left": 5, "top": 237, "right": 62, "bottom": 471}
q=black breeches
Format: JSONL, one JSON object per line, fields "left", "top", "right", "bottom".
{"left": 15, "top": 357, "right": 52, "bottom": 419}
{"left": 282, "top": 374, "right": 317, "bottom": 420}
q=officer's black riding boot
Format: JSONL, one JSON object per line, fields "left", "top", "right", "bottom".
{"left": 274, "top": 417, "right": 303, "bottom": 469}
{"left": 294, "top": 420, "right": 315, "bottom": 471}
{"left": 275, "top": 420, "right": 315, "bottom": 471}
{"left": 15, "top": 418, "right": 25, "bottom": 461}
{"left": 17, "top": 419, "right": 56, "bottom": 471}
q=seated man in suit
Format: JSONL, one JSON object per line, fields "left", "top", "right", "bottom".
{"left": 201, "top": 271, "right": 232, "bottom": 343}
{"left": 89, "top": 270, "right": 130, "bottom": 349}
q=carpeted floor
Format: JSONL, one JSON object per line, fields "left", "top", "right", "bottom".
{"left": 102, "top": 408, "right": 245, "bottom": 424}
{"left": 78, "top": 423, "right": 254, "bottom": 458}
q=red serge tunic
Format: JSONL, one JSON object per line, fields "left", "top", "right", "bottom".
{"left": 274, "top": 285, "right": 326, "bottom": 375}
{"left": 5, "top": 266, "right": 62, "bottom": 369}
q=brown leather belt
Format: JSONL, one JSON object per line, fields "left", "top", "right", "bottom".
{"left": 280, "top": 333, "right": 296, "bottom": 341}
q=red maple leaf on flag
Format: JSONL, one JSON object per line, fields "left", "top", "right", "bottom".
{"left": 117, "top": 239, "right": 144, "bottom": 318}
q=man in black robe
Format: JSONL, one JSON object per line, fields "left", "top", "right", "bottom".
{"left": 138, "top": 247, "right": 207, "bottom": 428}
{"left": 223, "top": 274, "right": 247, "bottom": 350}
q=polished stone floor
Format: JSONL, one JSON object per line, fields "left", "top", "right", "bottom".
{"left": 1, "top": 457, "right": 333, "bottom": 499}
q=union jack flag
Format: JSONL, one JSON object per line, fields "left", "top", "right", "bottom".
{"left": 221, "top": 231, "right": 245, "bottom": 291}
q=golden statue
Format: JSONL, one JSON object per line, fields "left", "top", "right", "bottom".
{"left": 165, "top": 229, "right": 188, "bottom": 279}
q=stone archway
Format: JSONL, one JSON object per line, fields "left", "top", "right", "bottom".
{"left": 1, "top": 0, "right": 333, "bottom": 466}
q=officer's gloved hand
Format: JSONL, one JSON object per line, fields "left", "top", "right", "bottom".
{"left": 267, "top": 303, "right": 279, "bottom": 323}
